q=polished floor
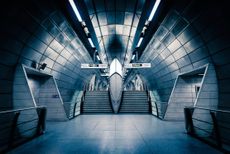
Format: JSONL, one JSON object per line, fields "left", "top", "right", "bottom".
{"left": 9, "top": 115, "right": 221, "bottom": 154}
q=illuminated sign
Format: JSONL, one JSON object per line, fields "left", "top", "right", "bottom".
{"left": 101, "top": 73, "right": 109, "bottom": 76}
{"left": 81, "top": 63, "right": 108, "bottom": 69}
{"left": 124, "top": 63, "right": 151, "bottom": 68}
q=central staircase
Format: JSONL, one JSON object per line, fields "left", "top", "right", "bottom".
{"left": 82, "top": 91, "right": 113, "bottom": 113}
{"left": 82, "top": 91, "right": 150, "bottom": 114}
{"left": 119, "top": 91, "right": 150, "bottom": 113}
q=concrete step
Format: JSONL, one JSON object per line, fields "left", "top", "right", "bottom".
{"left": 119, "top": 91, "right": 150, "bottom": 113}
{"left": 119, "top": 111, "right": 149, "bottom": 113}
{"left": 82, "top": 91, "right": 112, "bottom": 113}
{"left": 121, "top": 101, "right": 148, "bottom": 103}
{"left": 83, "top": 107, "right": 111, "bottom": 109}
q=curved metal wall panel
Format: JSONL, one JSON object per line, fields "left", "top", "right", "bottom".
{"left": 139, "top": 0, "right": 230, "bottom": 111}
{"left": 0, "top": 0, "right": 97, "bottom": 110}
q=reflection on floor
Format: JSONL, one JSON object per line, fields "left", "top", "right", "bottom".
{"left": 9, "top": 115, "right": 221, "bottom": 154}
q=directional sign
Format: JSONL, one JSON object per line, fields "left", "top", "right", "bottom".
{"left": 81, "top": 63, "right": 108, "bottom": 69}
{"left": 101, "top": 73, "right": 109, "bottom": 76}
{"left": 124, "top": 63, "right": 151, "bottom": 68}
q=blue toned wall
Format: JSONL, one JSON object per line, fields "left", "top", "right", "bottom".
{"left": 0, "top": 0, "right": 97, "bottom": 110}
{"left": 138, "top": 0, "right": 230, "bottom": 111}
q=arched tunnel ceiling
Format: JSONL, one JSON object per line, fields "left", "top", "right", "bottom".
{"left": 83, "top": 0, "right": 146, "bottom": 64}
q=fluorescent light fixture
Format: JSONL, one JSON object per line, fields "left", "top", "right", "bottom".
{"left": 136, "top": 37, "right": 143, "bottom": 47}
{"left": 69, "top": 0, "right": 83, "bottom": 22}
{"left": 148, "top": 0, "right": 161, "bottom": 21}
{"left": 131, "top": 54, "right": 135, "bottom": 60}
{"left": 96, "top": 55, "right": 100, "bottom": 61}
{"left": 88, "top": 38, "right": 95, "bottom": 48}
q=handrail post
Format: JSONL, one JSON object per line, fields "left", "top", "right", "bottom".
{"left": 147, "top": 90, "right": 152, "bottom": 113}
{"left": 184, "top": 107, "right": 194, "bottom": 134}
{"left": 108, "top": 90, "right": 112, "bottom": 112}
{"left": 80, "top": 90, "right": 86, "bottom": 114}
{"left": 36, "top": 107, "right": 47, "bottom": 135}
{"left": 8, "top": 112, "right": 20, "bottom": 148}
{"left": 210, "top": 111, "right": 222, "bottom": 148}
{"left": 155, "top": 101, "right": 159, "bottom": 117}
{"left": 73, "top": 102, "right": 77, "bottom": 118}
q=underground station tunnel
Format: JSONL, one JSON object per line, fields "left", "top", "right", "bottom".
{"left": 0, "top": 0, "right": 230, "bottom": 153}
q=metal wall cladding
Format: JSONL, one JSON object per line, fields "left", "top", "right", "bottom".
{"left": 139, "top": 0, "right": 230, "bottom": 109}
{"left": 0, "top": 1, "right": 96, "bottom": 109}
{"left": 28, "top": 76, "right": 68, "bottom": 121}
{"left": 164, "top": 67, "right": 208, "bottom": 121}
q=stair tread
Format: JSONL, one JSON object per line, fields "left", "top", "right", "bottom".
{"left": 120, "top": 91, "right": 149, "bottom": 113}
{"left": 83, "top": 91, "right": 112, "bottom": 113}
{"left": 83, "top": 91, "right": 149, "bottom": 113}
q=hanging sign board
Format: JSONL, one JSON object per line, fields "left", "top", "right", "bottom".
{"left": 101, "top": 73, "right": 109, "bottom": 76}
{"left": 124, "top": 63, "right": 151, "bottom": 68}
{"left": 81, "top": 63, "right": 108, "bottom": 69}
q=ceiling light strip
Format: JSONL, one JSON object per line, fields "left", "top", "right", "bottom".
{"left": 69, "top": 0, "right": 83, "bottom": 22}
{"left": 88, "top": 38, "right": 95, "bottom": 48}
{"left": 136, "top": 37, "right": 143, "bottom": 47}
{"left": 148, "top": 0, "right": 161, "bottom": 21}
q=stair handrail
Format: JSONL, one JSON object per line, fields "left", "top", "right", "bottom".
{"left": 146, "top": 90, "right": 153, "bottom": 114}
{"left": 117, "top": 90, "right": 124, "bottom": 113}
{"left": 152, "top": 101, "right": 159, "bottom": 117}
{"left": 107, "top": 90, "right": 115, "bottom": 113}
{"left": 80, "top": 89, "right": 86, "bottom": 113}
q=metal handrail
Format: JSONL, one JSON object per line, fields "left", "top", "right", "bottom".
{"left": 191, "top": 106, "right": 230, "bottom": 114}
{"left": 0, "top": 106, "right": 46, "bottom": 114}
{"left": 108, "top": 90, "right": 116, "bottom": 113}
{"left": 152, "top": 101, "right": 159, "bottom": 117}
{"left": 147, "top": 90, "right": 152, "bottom": 114}
{"left": 0, "top": 106, "right": 47, "bottom": 153}
{"left": 80, "top": 90, "right": 86, "bottom": 113}
{"left": 184, "top": 106, "right": 230, "bottom": 153}
{"left": 148, "top": 98, "right": 168, "bottom": 118}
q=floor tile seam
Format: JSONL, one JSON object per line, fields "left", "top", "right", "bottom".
{"left": 93, "top": 120, "right": 100, "bottom": 130}
{"left": 132, "top": 119, "right": 155, "bottom": 154}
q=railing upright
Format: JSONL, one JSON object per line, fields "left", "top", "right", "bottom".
{"left": 0, "top": 106, "right": 46, "bottom": 153}
{"left": 184, "top": 106, "right": 230, "bottom": 153}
